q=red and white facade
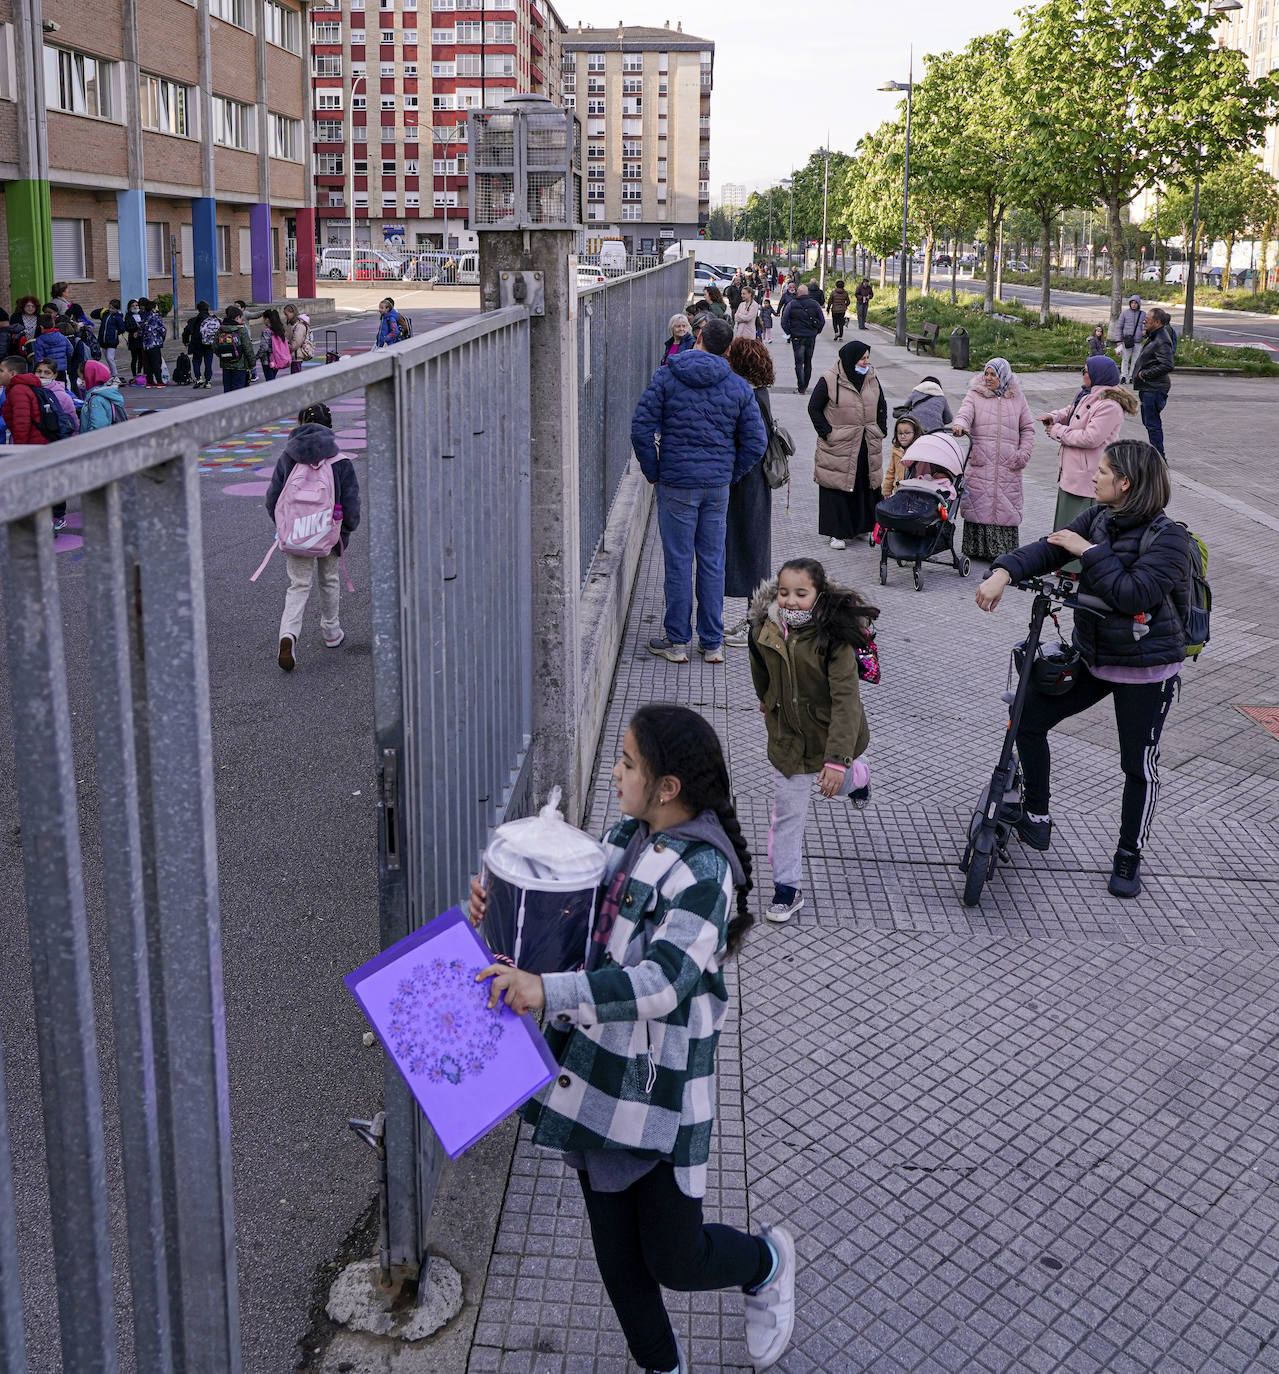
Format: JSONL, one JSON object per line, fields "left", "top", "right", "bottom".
{"left": 309, "top": 0, "right": 564, "bottom": 250}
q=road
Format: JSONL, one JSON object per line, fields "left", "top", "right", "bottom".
{"left": 0, "top": 295, "right": 476, "bottom": 1374}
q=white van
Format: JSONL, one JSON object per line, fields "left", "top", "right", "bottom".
{"left": 318, "top": 247, "right": 403, "bottom": 280}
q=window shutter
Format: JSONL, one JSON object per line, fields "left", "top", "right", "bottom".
{"left": 50, "top": 218, "right": 86, "bottom": 279}
{"left": 106, "top": 221, "right": 120, "bottom": 279}
{"left": 238, "top": 226, "right": 252, "bottom": 273}
{"left": 145, "top": 221, "right": 166, "bottom": 277}
{"left": 180, "top": 223, "right": 194, "bottom": 276}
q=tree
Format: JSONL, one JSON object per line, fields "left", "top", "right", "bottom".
{"left": 705, "top": 206, "right": 745, "bottom": 241}
{"left": 1198, "top": 155, "right": 1279, "bottom": 287}
{"left": 1015, "top": 0, "right": 1279, "bottom": 323}
{"left": 841, "top": 124, "right": 909, "bottom": 289}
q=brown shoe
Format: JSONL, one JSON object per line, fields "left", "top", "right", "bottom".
{"left": 278, "top": 635, "right": 296, "bottom": 671}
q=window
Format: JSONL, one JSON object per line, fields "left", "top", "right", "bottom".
{"left": 44, "top": 45, "right": 115, "bottom": 119}
{"left": 404, "top": 94, "right": 418, "bottom": 107}
{"left": 313, "top": 20, "right": 342, "bottom": 41}
{"left": 622, "top": 161, "right": 641, "bottom": 180}
{"left": 658, "top": 52, "right": 668, "bottom": 72}
{"left": 485, "top": 20, "right": 513, "bottom": 40}
{"left": 402, "top": 29, "right": 417, "bottom": 42}
{"left": 405, "top": 193, "right": 420, "bottom": 207}
{"left": 51, "top": 218, "right": 87, "bottom": 279}
{"left": 406, "top": 158, "right": 419, "bottom": 173}
{"left": 622, "top": 139, "right": 641, "bottom": 157}
{"left": 351, "top": 0, "right": 364, "bottom": 7}
{"left": 315, "top": 118, "right": 343, "bottom": 140}
{"left": 269, "top": 113, "right": 301, "bottom": 158}
{"left": 380, "top": 29, "right": 395, "bottom": 42}
{"left": 317, "top": 153, "right": 344, "bottom": 174}
{"left": 433, "top": 191, "right": 458, "bottom": 207}
{"left": 314, "top": 54, "right": 343, "bottom": 76}
{"left": 588, "top": 204, "right": 605, "bottom": 222}
{"left": 264, "top": 0, "right": 301, "bottom": 51}
{"left": 351, "top": 62, "right": 367, "bottom": 77}
{"left": 432, "top": 61, "right": 454, "bottom": 76}
{"left": 622, "top": 185, "right": 641, "bottom": 201}
{"left": 404, "top": 0, "right": 417, "bottom": 8}
{"left": 587, "top": 185, "right": 604, "bottom": 201}
{"left": 432, "top": 28, "right": 453, "bottom": 41}
{"left": 352, "top": 94, "right": 366, "bottom": 108}
{"left": 561, "top": 74, "right": 575, "bottom": 90}
{"left": 328, "top": 190, "right": 345, "bottom": 208}
{"left": 656, "top": 158, "right": 667, "bottom": 180}
{"left": 622, "top": 77, "right": 642, "bottom": 94}
{"left": 587, "top": 142, "right": 604, "bottom": 159}
{"left": 354, "top": 158, "right": 367, "bottom": 171}
{"left": 212, "top": 95, "right": 253, "bottom": 149}
{"left": 354, "top": 192, "right": 368, "bottom": 206}
{"left": 382, "top": 192, "right": 398, "bottom": 206}
{"left": 622, "top": 96, "right": 641, "bottom": 115}
{"left": 350, "top": 25, "right": 365, "bottom": 41}
{"left": 622, "top": 204, "right": 642, "bottom": 221}
{"left": 403, "top": 63, "right": 417, "bottom": 75}
{"left": 432, "top": 92, "right": 456, "bottom": 108}
{"left": 457, "top": 87, "right": 482, "bottom": 108}
{"left": 587, "top": 98, "right": 604, "bottom": 115}
{"left": 381, "top": 94, "right": 395, "bottom": 108}
{"left": 623, "top": 53, "right": 642, "bottom": 71}
{"left": 352, "top": 125, "right": 367, "bottom": 141}
{"left": 587, "top": 78, "right": 604, "bottom": 94}
{"left": 380, "top": 61, "right": 395, "bottom": 76}
{"left": 484, "top": 53, "right": 514, "bottom": 76}
{"left": 431, "top": 0, "right": 455, "bottom": 8}
{"left": 380, "top": 0, "right": 392, "bottom": 8}
{"left": 145, "top": 221, "right": 168, "bottom": 276}
{"left": 456, "top": 52, "right": 481, "bottom": 75}
{"left": 587, "top": 53, "right": 604, "bottom": 71}
{"left": 217, "top": 224, "right": 231, "bottom": 272}
{"left": 381, "top": 122, "right": 396, "bottom": 138}
{"left": 140, "top": 74, "right": 191, "bottom": 136}
{"left": 317, "top": 91, "right": 344, "bottom": 110}
{"left": 562, "top": 94, "right": 575, "bottom": 109}
{"left": 455, "top": 20, "right": 480, "bottom": 41}
{"left": 209, "top": 0, "right": 252, "bottom": 28}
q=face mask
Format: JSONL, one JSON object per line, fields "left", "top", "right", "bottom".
{"left": 780, "top": 605, "right": 814, "bottom": 627}
{"left": 854, "top": 362, "right": 870, "bottom": 375}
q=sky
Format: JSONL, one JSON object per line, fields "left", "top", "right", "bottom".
{"left": 563, "top": 0, "right": 1028, "bottom": 191}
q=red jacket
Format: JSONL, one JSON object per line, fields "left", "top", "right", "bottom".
{"left": 2, "top": 373, "right": 50, "bottom": 445}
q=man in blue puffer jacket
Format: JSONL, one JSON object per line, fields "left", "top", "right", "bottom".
{"left": 630, "top": 315, "right": 767, "bottom": 664}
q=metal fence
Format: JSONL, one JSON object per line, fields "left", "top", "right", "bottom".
{"left": 576, "top": 258, "right": 691, "bottom": 579}
{"left": 0, "top": 308, "right": 531, "bottom": 1370}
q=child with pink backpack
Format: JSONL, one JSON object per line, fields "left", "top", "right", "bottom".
{"left": 258, "top": 403, "right": 361, "bottom": 670}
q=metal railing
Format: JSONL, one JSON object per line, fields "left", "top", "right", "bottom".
{"left": 576, "top": 258, "right": 690, "bottom": 579}
{"left": 0, "top": 309, "right": 532, "bottom": 1370}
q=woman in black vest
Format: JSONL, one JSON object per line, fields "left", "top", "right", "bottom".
{"left": 975, "top": 440, "right": 1190, "bottom": 899}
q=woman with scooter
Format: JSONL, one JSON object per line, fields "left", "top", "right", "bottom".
{"left": 974, "top": 440, "right": 1191, "bottom": 899}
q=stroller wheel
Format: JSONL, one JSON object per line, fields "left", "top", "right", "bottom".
{"left": 959, "top": 556, "right": 971, "bottom": 578}
{"left": 913, "top": 569, "right": 922, "bottom": 592}
{"left": 867, "top": 534, "right": 876, "bottom": 549}
{"left": 879, "top": 562, "right": 888, "bottom": 586}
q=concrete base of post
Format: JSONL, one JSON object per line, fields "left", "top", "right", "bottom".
{"left": 325, "top": 1254, "right": 463, "bottom": 1342}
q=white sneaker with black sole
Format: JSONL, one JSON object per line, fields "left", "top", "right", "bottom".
{"left": 744, "top": 1224, "right": 796, "bottom": 1371}
{"left": 765, "top": 889, "right": 803, "bottom": 923}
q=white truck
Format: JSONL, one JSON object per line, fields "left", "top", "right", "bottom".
{"left": 663, "top": 239, "right": 755, "bottom": 272}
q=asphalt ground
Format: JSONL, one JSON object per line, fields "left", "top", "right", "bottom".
{"left": 0, "top": 299, "right": 475, "bottom": 1373}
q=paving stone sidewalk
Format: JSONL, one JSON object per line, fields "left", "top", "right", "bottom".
{"left": 469, "top": 324, "right": 1279, "bottom": 1373}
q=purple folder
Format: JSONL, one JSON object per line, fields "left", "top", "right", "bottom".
{"left": 345, "top": 906, "right": 558, "bottom": 1159}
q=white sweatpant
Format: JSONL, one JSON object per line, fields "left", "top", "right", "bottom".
{"left": 280, "top": 551, "right": 341, "bottom": 644}
{"left": 1118, "top": 342, "right": 1137, "bottom": 382}
{"left": 103, "top": 345, "right": 118, "bottom": 381}
{"left": 768, "top": 760, "right": 869, "bottom": 889}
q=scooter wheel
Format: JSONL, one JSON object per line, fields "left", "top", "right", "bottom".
{"left": 913, "top": 569, "right": 922, "bottom": 592}
{"left": 960, "top": 556, "right": 972, "bottom": 578}
{"left": 962, "top": 851, "right": 990, "bottom": 906}
{"left": 879, "top": 563, "right": 888, "bottom": 586}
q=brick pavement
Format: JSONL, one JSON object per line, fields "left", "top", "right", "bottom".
{"left": 469, "top": 324, "right": 1279, "bottom": 1372}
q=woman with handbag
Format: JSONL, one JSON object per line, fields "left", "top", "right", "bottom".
{"left": 723, "top": 338, "right": 779, "bottom": 647}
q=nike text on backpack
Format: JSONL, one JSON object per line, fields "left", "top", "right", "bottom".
{"left": 251, "top": 456, "right": 355, "bottom": 590}
{"left": 200, "top": 315, "right": 222, "bottom": 346}
{"left": 215, "top": 325, "right": 243, "bottom": 363}
{"left": 1139, "top": 516, "right": 1211, "bottom": 659}
{"left": 32, "top": 386, "right": 77, "bottom": 441}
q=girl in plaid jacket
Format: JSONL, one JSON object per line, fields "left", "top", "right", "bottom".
{"left": 474, "top": 704, "right": 797, "bottom": 1374}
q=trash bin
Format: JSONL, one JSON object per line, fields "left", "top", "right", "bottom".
{"left": 481, "top": 787, "right": 608, "bottom": 974}
{"left": 949, "top": 327, "right": 970, "bottom": 371}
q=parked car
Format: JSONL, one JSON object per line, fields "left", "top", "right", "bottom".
{"left": 695, "top": 262, "right": 734, "bottom": 282}
{"left": 318, "top": 247, "right": 403, "bottom": 280}
{"left": 576, "top": 265, "right": 608, "bottom": 289}
{"left": 693, "top": 265, "right": 730, "bottom": 290}
{"left": 1140, "top": 264, "right": 1163, "bottom": 281}
{"left": 935, "top": 254, "right": 953, "bottom": 267}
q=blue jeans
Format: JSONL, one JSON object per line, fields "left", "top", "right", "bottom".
{"left": 1139, "top": 389, "right": 1167, "bottom": 457}
{"left": 655, "top": 482, "right": 729, "bottom": 648}
{"left": 222, "top": 368, "right": 249, "bottom": 393}
{"left": 191, "top": 345, "right": 214, "bottom": 381}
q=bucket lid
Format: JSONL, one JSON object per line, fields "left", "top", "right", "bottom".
{"left": 483, "top": 786, "right": 608, "bottom": 892}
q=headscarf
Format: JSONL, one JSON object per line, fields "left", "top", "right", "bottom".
{"left": 1064, "top": 353, "right": 1120, "bottom": 422}
{"left": 838, "top": 340, "right": 871, "bottom": 390}
{"left": 82, "top": 359, "right": 111, "bottom": 389}
{"left": 983, "top": 357, "right": 1013, "bottom": 396}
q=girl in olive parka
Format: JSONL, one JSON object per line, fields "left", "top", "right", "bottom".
{"left": 748, "top": 557, "right": 878, "bottom": 924}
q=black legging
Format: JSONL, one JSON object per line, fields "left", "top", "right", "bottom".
{"left": 831, "top": 310, "right": 847, "bottom": 340}
{"left": 579, "top": 1163, "right": 769, "bottom": 1371}
{"left": 144, "top": 345, "right": 164, "bottom": 385}
{"left": 1016, "top": 664, "right": 1180, "bottom": 852}
{"left": 129, "top": 337, "right": 145, "bottom": 377}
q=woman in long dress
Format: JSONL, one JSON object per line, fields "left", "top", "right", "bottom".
{"left": 807, "top": 340, "right": 887, "bottom": 550}
{"left": 722, "top": 337, "right": 775, "bottom": 645}
{"left": 951, "top": 357, "right": 1035, "bottom": 562}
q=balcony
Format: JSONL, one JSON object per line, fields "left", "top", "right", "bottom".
{"left": 530, "top": 0, "right": 544, "bottom": 25}
{"left": 529, "top": 29, "right": 543, "bottom": 57}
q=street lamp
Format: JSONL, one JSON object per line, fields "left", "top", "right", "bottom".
{"left": 435, "top": 118, "right": 465, "bottom": 257}
{"left": 815, "top": 144, "right": 833, "bottom": 291}
{"left": 1184, "top": 0, "right": 1242, "bottom": 340}
{"left": 346, "top": 73, "right": 367, "bottom": 282}
{"left": 879, "top": 45, "right": 914, "bottom": 348}
{"left": 781, "top": 174, "right": 794, "bottom": 274}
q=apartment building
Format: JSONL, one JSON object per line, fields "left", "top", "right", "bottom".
{"left": 719, "top": 181, "right": 745, "bottom": 210}
{"left": 0, "top": 0, "right": 314, "bottom": 309}
{"left": 560, "top": 21, "right": 712, "bottom": 255}
{"left": 1217, "top": 0, "right": 1279, "bottom": 182}
{"left": 310, "top": 0, "right": 564, "bottom": 252}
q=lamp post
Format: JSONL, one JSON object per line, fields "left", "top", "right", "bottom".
{"left": 781, "top": 174, "right": 794, "bottom": 275}
{"left": 436, "top": 118, "right": 464, "bottom": 255}
{"left": 346, "top": 73, "right": 367, "bottom": 281}
{"left": 879, "top": 45, "right": 913, "bottom": 348}
{"left": 1184, "top": 0, "right": 1242, "bottom": 340}
{"left": 816, "top": 144, "right": 832, "bottom": 291}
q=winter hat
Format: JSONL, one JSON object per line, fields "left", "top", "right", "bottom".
{"left": 82, "top": 359, "right": 111, "bottom": 389}
{"left": 1083, "top": 355, "right": 1120, "bottom": 389}
{"left": 283, "top": 421, "right": 340, "bottom": 466}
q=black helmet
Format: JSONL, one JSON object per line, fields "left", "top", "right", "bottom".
{"left": 1012, "top": 638, "right": 1083, "bottom": 695}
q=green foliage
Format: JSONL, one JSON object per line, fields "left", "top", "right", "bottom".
{"left": 156, "top": 293, "right": 174, "bottom": 317}
{"left": 705, "top": 206, "right": 745, "bottom": 241}
{"left": 866, "top": 288, "right": 1278, "bottom": 373}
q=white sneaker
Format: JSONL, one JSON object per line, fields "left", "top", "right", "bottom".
{"left": 765, "top": 890, "right": 803, "bottom": 923}
{"left": 828, "top": 537, "right": 847, "bottom": 550}
{"left": 744, "top": 1225, "right": 796, "bottom": 1371}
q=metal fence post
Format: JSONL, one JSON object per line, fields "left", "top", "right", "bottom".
{"left": 0, "top": 1029, "right": 28, "bottom": 1374}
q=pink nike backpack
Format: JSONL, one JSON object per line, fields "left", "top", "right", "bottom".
{"left": 250, "top": 456, "right": 353, "bottom": 588}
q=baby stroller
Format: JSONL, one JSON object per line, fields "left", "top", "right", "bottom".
{"left": 872, "top": 431, "right": 971, "bottom": 591}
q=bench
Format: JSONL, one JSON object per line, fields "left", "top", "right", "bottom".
{"left": 905, "top": 321, "right": 940, "bottom": 354}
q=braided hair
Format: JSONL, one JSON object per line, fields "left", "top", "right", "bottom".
{"left": 626, "top": 704, "right": 754, "bottom": 957}
{"left": 297, "top": 402, "right": 333, "bottom": 428}
{"left": 778, "top": 557, "right": 879, "bottom": 657}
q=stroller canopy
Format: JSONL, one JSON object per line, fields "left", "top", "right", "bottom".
{"left": 901, "top": 431, "right": 965, "bottom": 477}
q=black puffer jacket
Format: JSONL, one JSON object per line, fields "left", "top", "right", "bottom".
{"left": 1134, "top": 325, "right": 1175, "bottom": 394}
{"left": 993, "top": 505, "right": 1190, "bottom": 668}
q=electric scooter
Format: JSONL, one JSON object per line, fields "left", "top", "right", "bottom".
{"left": 958, "top": 574, "right": 1109, "bottom": 907}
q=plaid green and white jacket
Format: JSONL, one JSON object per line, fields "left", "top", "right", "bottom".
{"left": 523, "top": 817, "right": 733, "bottom": 1198}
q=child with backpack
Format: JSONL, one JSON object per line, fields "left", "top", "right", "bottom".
{"left": 375, "top": 296, "right": 406, "bottom": 347}
{"left": 1, "top": 354, "right": 71, "bottom": 529}
{"left": 91, "top": 299, "right": 126, "bottom": 382}
{"left": 183, "top": 301, "right": 218, "bottom": 389}
{"left": 32, "top": 313, "right": 73, "bottom": 380}
{"left": 215, "top": 306, "right": 254, "bottom": 392}
{"left": 138, "top": 299, "right": 168, "bottom": 386}
{"left": 77, "top": 359, "right": 127, "bottom": 432}
{"left": 470, "top": 703, "right": 797, "bottom": 1374}
{"left": 33, "top": 358, "right": 80, "bottom": 432}
{"left": 261, "top": 404, "right": 361, "bottom": 670}
{"left": 747, "top": 557, "right": 878, "bottom": 923}
{"left": 257, "top": 308, "right": 293, "bottom": 380}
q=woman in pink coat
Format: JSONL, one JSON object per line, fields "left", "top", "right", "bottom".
{"left": 952, "top": 357, "right": 1035, "bottom": 562}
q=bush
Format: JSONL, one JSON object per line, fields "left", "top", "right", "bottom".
{"left": 973, "top": 268, "right": 1279, "bottom": 314}
{"left": 155, "top": 293, "right": 174, "bottom": 317}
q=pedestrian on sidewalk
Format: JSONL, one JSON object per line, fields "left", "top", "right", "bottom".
{"left": 1, "top": 354, "right": 69, "bottom": 529}
{"left": 661, "top": 313, "right": 695, "bottom": 365}
{"left": 1134, "top": 307, "right": 1175, "bottom": 460}
{"left": 952, "top": 357, "right": 1035, "bottom": 563}
{"left": 975, "top": 440, "right": 1190, "bottom": 899}
{"left": 809, "top": 340, "right": 887, "bottom": 549}
{"left": 723, "top": 338, "right": 776, "bottom": 647}
{"left": 124, "top": 300, "right": 145, "bottom": 381}
{"left": 807, "top": 278, "right": 826, "bottom": 308}
{"left": 138, "top": 299, "right": 167, "bottom": 387}
{"left": 780, "top": 285, "right": 825, "bottom": 394}
{"left": 265, "top": 406, "right": 361, "bottom": 671}
{"left": 748, "top": 557, "right": 876, "bottom": 922}
{"left": 630, "top": 315, "right": 767, "bottom": 665}
{"left": 854, "top": 277, "right": 874, "bottom": 330}
{"left": 258, "top": 308, "right": 293, "bottom": 381}
{"left": 1037, "top": 354, "right": 1135, "bottom": 544}
{"left": 757, "top": 295, "right": 774, "bottom": 344}
{"left": 892, "top": 374, "right": 953, "bottom": 434}
{"left": 473, "top": 703, "right": 797, "bottom": 1374}
{"left": 1113, "top": 295, "right": 1146, "bottom": 384}
{"left": 827, "top": 280, "right": 851, "bottom": 340}
{"left": 283, "top": 304, "right": 312, "bottom": 375}
{"left": 215, "top": 306, "right": 255, "bottom": 393}
{"left": 76, "top": 358, "right": 126, "bottom": 433}
{"left": 703, "top": 284, "right": 729, "bottom": 321}
{"left": 90, "top": 299, "right": 126, "bottom": 382}
{"left": 733, "top": 286, "right": 760, "bottom": 340}
{"left": 374, "top": 297, "right": 401, "bottom": 348}
{"left": 183, "top": 301, "right": 218, "bottom": 389}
